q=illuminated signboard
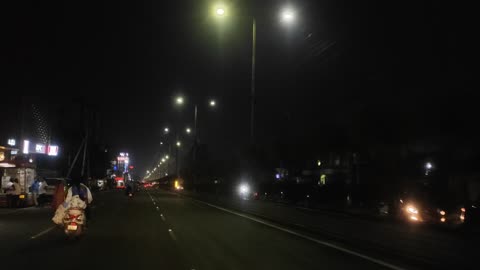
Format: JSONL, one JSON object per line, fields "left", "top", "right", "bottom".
{"left": 35, "top": 144, "right": 46, "bottom": 154}
{"left": 47, "top": 145, "right": 59, "bottom": 156}
{"left": 117, "top": 156, "right": 128, "bottom": 161}
{"left": 23, "top": 140, "right": 30, "bottom": 154}
{"left": 8, "top": 139, "right": 16, "bottom": 146}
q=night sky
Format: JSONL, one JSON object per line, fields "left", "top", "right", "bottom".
{"left": 1, "top": 0, "right": 477, "bottom": 175}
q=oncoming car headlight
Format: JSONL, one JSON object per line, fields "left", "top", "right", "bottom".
{"left": 406, "top": 205, "right": 419, "bottom": 214}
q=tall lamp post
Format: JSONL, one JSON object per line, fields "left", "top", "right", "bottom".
{"left": 215, "top": 6, "right": 296, "bottom": 145}
{"left": 174, "top": 96, "right": 217, "bottom": 189}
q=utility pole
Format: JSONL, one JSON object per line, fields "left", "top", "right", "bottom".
{"left": 250, "top": 18, "right": 257, "bottom": 146}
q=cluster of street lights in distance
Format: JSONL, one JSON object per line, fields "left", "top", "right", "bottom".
{"left": 173, "top": 95, "right": 218, "bottom": 143}
{"left": 145, "top": 154, "right": 170, "bottom": 180}
{"left": 145, "top": 96, "right": 217, "bottom": 180}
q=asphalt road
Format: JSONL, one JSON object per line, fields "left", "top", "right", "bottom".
{"left": 0, "top": 190, "right": 398, "bottom": 270}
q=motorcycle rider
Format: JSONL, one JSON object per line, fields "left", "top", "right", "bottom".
{"left": 125, "top": 180, "right": 134, "bottom": 196}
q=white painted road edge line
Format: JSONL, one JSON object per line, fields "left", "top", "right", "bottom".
{"left": 31, "top": 226, "right": 56, "bottom": 239}
{"left": 192, "top": 199, "right": 406, "bottom": 270}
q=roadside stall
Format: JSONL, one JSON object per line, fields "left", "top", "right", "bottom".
{"left": 1, "top": 154, "right": 36, "bottom": 207}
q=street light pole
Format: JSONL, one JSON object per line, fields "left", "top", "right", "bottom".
{"left": 250, "top": 18, "right": 256, "bottom": 146}
{"left": 194, "top": 104, "right": 198, "bottom": 145}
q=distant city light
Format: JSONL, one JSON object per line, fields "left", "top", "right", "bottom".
{"left": 23, "top": 140, "right": 30, "bottom": 154}
{"left": 275, "top": 173, "right": 281, "bottom": 180}
{"left": 164, "top": 127, "right": 169, "bottom": 133}
{"left": 209, "top": 100, "right": 216, "bottom": 107}
{"left": 186, "top": 128, "right": 191, "bottom": 134}
{"left": 280, "top": 8, "right": 296, "bottom": 24}
{"left": 175, "top": 96, "right": 184, "bottom": 105}
{"left": 7, "top": 139, "right": 15, "bottom": 146}
{"left": 317, "top": 160, "right": 322, "bottom": 167}
{"left": 176, "top": 141, "right": 181, "bottom": 147}
{"left": 216, "top": 8, "right": 225, "bottom": 16}
{"left": 35, "top": 144, "right": 46, "bottom": 154}
{"left": 238, "top": 183, "right": 250, "bottom": 195}
{"left": 425, "top": 162, "right": 433, "bottom": 170}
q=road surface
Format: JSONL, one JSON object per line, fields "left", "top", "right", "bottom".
{"left": 0, "top": 189, "right": 402, "bottom": 270}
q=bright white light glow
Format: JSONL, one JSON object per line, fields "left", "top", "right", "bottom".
{"left": 216, "top": 8, "right": 225, "bottom": 16}
{"left": 280, "top": 8, "right": 296, "bottom": 24}
{"left": 23, "top": 140, "right": 30, "bottom": 154}
{"left": 238, "top": 183, "right": 250, "bottom": 195}
{"left": 407, "top": 205, "right": 418, "bottom": 214}
{"left": 175, "top": 96, "right": 184, "bottom": 105}
{"left": 35, "top": 144, "right": 46, "bottom": 154}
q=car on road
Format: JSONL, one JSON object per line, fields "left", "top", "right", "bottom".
{"left": 396, "top": 188, "right": 465, "bottom": 226}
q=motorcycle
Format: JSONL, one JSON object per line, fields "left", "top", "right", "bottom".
{"left": 63, "top": 207, "right": 85, "bottom": 239}
{"left": 126, "top": 186, "right": 134, "bottom": 198}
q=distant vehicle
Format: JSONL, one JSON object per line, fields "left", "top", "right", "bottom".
{"left": 115, "top": 176, "right": 125, "bottom": 189}
{"left": 397, "top": 187, "right": 465, "bottom": 226}
{"left": 143, "top": 183, "right": 153, "bottom": 188}
{"left": 96, "top": 179, "right": 106, "bottom": 190}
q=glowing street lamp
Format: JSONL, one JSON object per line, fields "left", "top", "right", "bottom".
{"left": 425, "top": 162, "right": 433, "bottom": 170}
{"left": 213, "top": 5, "right": 298, "bottom": 146}
{"left": 175, "top": 96, "right": 185, "bottom": 106}
{"left": 209, "top": 100, "right": 216, "bottom": 107}
{"left": 162, "top": 158, "right": 166, "bottom": 163}
{"left": 164, "top": 127, "right": 169, "bottom": 133}
{"left": 216, "top": 7, "right": 225, "bottom": 16}
{"left": 176, "top": 141, "right": 181, "bottom": 147}
{"left": 186, "top": 127, "right": 192, "bottom": 134}
{"left": 280, "top": 8, "right": 296, "bottom": 24}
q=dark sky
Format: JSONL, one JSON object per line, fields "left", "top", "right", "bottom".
{"left": 1, "top": 0, "right": 477, "bottom": 174}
